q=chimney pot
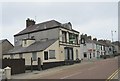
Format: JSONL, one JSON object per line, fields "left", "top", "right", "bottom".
{"left": 26, "top": 18, "right": 36, "bottom": 28}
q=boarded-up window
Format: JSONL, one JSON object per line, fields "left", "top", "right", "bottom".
{"left": 32, "top": 52, "right": 37, "bottom": 61}
{"left": 49, "top": 50, "right": 55, "bottom": 59}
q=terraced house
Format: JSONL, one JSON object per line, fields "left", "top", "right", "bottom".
{"left": 80, "top": 34, "right": 104, "bottom": 60}
{"left": 3, "top": 18, "right": 80, "bottom": 70}
{"left": 80, "top": 34, "right": 115, "bottom": 60}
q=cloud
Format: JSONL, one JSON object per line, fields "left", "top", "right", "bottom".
{"left": 75, "top": 17, "right": 118, "bottom": 41}
{"left": 1, "top": 2, "right": 118, "bottom": 44}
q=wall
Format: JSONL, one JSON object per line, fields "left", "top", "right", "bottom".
{"left": 80, "top": 42, "right": 101, "bottom": 60}
{"left": 22, "top": 40, "right": 35, "bottom": 47}
{"left": 73, "top": 47, "right": 81, "bottom": 60}
{"left": 14, "top": 28, "right": 59, "bottom": 46}
{"left": 59, "top": 45, "right": 81, "bottom": 61}
{"left": 42, "top": 40, "right": 60, "bottom": 63}
{"left": 3, "top": 53, "right": 41, "bottom": 66}
{"left": 2, "top": 59, "right": 25, "bottom": 75}
{"left": 80, "top": 44, "right": 88, "bottom": 60}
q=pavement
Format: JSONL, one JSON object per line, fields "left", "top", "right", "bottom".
{"left": 11, "top": 56, "right": 119, "bottom": 80}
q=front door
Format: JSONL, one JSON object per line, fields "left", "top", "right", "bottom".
{"left": 44, "top": 51, "right": 48, "bottom": 60}
{"left": 90, "top": 53, "right": 92, "bottom": 59}
{"left": 64, "top": 47, "right": 73, "bottom": 60}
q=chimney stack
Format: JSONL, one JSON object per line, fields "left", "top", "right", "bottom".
{"left": 93, "top": 38, "right": 97, "bottom": 41}
{"left": 26, "top": 18, "right": 36, "bottom": 28}
{"left": 87, "top": 36, "right": 92, "bottom": 40}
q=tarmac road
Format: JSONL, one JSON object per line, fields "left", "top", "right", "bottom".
{"left": 11, "top": 56, "right": 120, "bottom": 81}
{"left": 37, "top": 56, "right": 119, "bottom": 79}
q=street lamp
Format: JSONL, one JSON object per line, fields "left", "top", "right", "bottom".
{"left": 111, "top": 30, "right": 116, "bottom": 42}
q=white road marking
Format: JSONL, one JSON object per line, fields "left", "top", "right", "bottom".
{"left": 60, "top": 72, "right": 82, "bottom": 79}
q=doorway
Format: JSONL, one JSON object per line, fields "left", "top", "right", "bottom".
{"left": 64, "top": 47, "right": 73, "bottom": 60}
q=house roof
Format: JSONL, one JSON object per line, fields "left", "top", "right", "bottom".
{"left": 85, "top": 39, "right": 109, "bottom": 46}
{"left": 4, "top": 39, "right": 57, "bottom": 55}
{"left": 14, "top": 20, "right": 79, "bottom": 36}
{"left": 0, "top": 39, "right": 7, "bottom": 44}
{"left": 0, "top": 39, "right": 14, "bottom": 54}
{"left": 14, "top": 20, "right": 61, "bottom": 36}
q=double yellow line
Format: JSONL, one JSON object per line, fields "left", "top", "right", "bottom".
{"left": 106, "top": 68, "right": 120, "bottom": 81}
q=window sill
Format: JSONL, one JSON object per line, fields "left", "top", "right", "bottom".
{"left": 49, "top": 57, "right": 56, "bottom": 59}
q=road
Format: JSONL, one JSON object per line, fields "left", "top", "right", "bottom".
{"left": 30, "top": 56, "right": 119, "bottom": 79}
{"left": 10, "top": 56, "right": 120, "bottom": 81}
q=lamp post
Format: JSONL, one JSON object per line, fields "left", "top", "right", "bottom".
{"left": 111, "top": 30, "right": 116, "bottom": 42}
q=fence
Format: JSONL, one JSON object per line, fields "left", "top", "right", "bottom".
{"left": 2, "top": 59, "right": 25, "bottom": 75}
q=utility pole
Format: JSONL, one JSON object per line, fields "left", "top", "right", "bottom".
{"left": 111, "top": 30, "right": 116, "bottom": 42}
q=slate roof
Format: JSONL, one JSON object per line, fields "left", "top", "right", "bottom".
{"left": 0, "top": 39, "right": 7, "bottom": 44}
{"left": 14, "top": 20, "right": 79, "bottom": 36}
{"left": 14, "top": 20, "right": 61, "bottom": 36}
{"left": 4, "top": 39, "right": 57, "bottom": 55}
{"left": 0, "top": 39, "right": 14, "bottom": 54}
{"left": 86, "top": 39, "right": 109, "bottom": 46}
{"left": 86, "top": 39, "right": 100, "bottom": 44}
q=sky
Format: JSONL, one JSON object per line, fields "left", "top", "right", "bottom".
{"left": 0, "top": 0, "right": 119, "bottom": 45}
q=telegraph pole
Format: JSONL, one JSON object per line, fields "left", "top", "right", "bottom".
{"left": 111, "top": 30, "right": 116, "bottom": 42}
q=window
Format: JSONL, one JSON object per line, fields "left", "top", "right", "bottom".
{"left": 90, "top": 53, "right": 92, "bottom": 59}
{"left": 101, "top": 46, "right": 102, "bottom": 50}
{"left": 93, "top": 53, "right": 95, "bottom": 57}
{"left": 62, "top": 31, "right": 67, "bottom": 43}
{"left": 76, "top": 49, "right": 78, "bottom": 59}
{"left": 24, "top": 40, "right": 27, "bottom": 45}
{"left": 69, "top": 33, "right": 74, "bottom": 44}
{"left": 84, "top": 52, "right": 87, "bottom": 58}
{"left": 10, "top": 55, "right": 14, "bottom": 59}
{"left": 64, "top": 49, "right": 68, "bottom": 60}
{"left": 19, "top": 54, "right": 23, "bottom": 58}
{"left": 49, "top": 50, "right": 55, "bottom": 59}
{"left": 69, "top": 49, "right": 72, "bottom": 60}
{"left": 31, "top": 36, "right": 35, "bottom": 39}
{"left": 75, "top": 35, "right": 78, "bottom": 44}
{"left": 81, "top": 38, "right": 85, "bottom": 44}
{"left": 32, "top": 52, "right": 37, "bottom": 61}
{"left": 44, "top": 51, "right": 48, "bottom": 60}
